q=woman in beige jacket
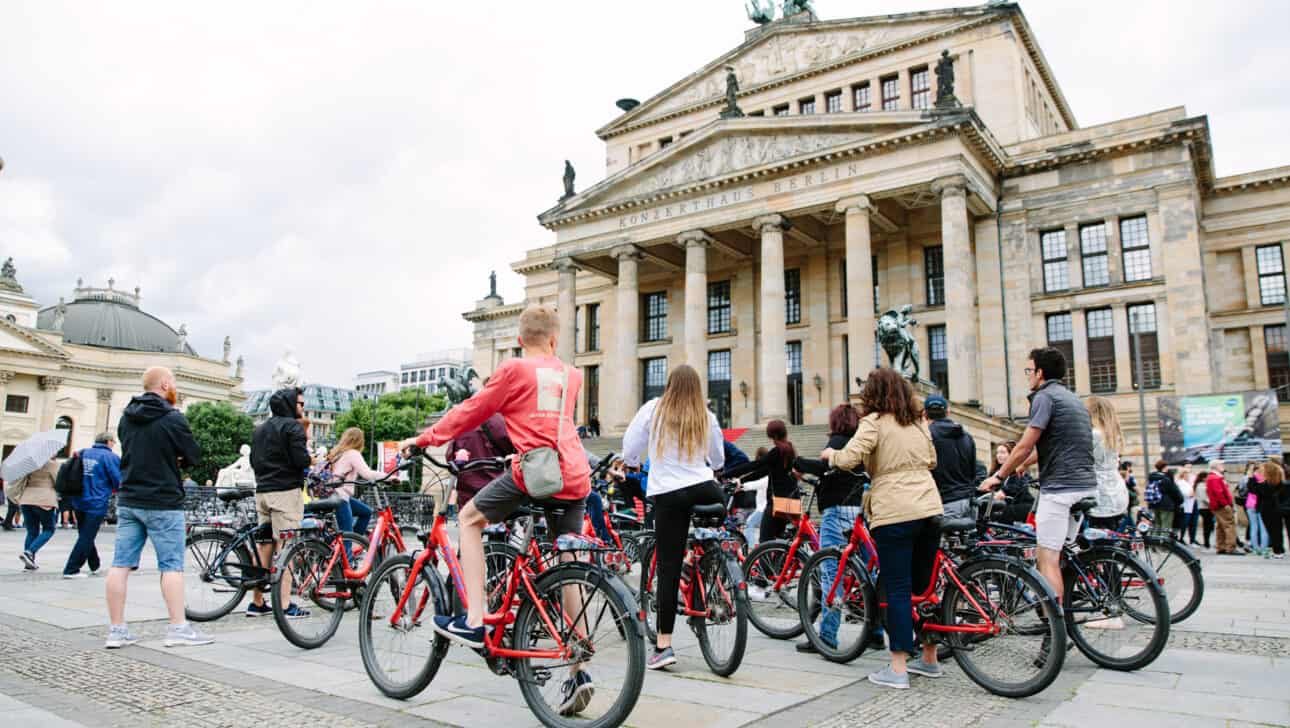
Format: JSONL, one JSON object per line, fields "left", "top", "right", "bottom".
{"left": 17, "top": 456, "right": 59, "bottom": 570}
{"left": 823, "top": 368, "right": 943, "bottom": 690}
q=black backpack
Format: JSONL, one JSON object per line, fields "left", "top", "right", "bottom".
{"left": 54, "top": 452, "right": 84, "bottom": 498}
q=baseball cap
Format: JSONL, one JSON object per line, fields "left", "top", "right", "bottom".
{"left": 924, "top": 394, "right": 948, "bottom": 413}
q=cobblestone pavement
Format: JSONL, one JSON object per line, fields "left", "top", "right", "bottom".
{"left": 1, "top": 528, "right": 1287, "bottom": 727}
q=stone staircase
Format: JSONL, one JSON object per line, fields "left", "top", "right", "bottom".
{"left": 580, "top": 423, "right": 833, "bottom": 461}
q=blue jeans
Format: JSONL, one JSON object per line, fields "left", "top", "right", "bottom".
{"left": 817, "top": 506, "right": 862, "bottom": 645}
{"left": 21, "top": 505, "right": 56, "bottom": 556}
{"left": 335, "top": 497, "right": 373, "bottom": 536}
{"left": 64, "top": 510, "right": 105, "bottom": 574}
{"left": 1249, "top": 509, "right": 1268, "bottom": 551}
{"left": 585, "top": 491, "right": 611, "bottom": 542}
{"left": 112, "top": 507, "right": 186, "bottom": 572}
{"left": 744, "top": 510, "right": 763, "bottom": 547}
{"left": 872, "top": 517, "right": 940, "bottom": 655}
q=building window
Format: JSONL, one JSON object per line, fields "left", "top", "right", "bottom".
{"left": 928, "top": 325, "right": 948, "bottom": 395}
{"left": 4, "top": 394, "right": 29, "bottom": 414}
{"left": 1256, "top": 244, "right": 1286, "bottom": 305}
{"left": 642, "top": 357, "right": 667, "bottom": 403}
{"left": 1046, "top": 312, "right": 1076, "bottom": 390}
{"left": 1128, "top": 303, "right": 1161, "bottom": 390}
{"left": 1079, "top": 222, "right": 1109, "bottom": 287}
{"left": 786, "top": 341, "right": 802, "bottom": 374}
{"left": 1266, "top": 325, "right": 1290, "bottom": 401}
{"left": 773, "top": 104, "right": 790, "bottom": 117}
{"left": 707, "top": 280, "right": 731, "bottom": 334}
{"left": 708, "top": 349, "right": 732, "bottom": 382}
{"left": 910, "top": 67, "right": 930, "bottom": 110}
{"left": 825, "top": 90, "right": 843, "bottom": 113}
{"left": 586, "top": 303, "right": 600, "bottom": 351}
{"left": 852, "top": 83, "right": 872, "bottom": 111}
{"left": 1086, "top": 308, "right": 1116, "bottom": 393}
{"left": 1120, "top": 216, "right": 1152, "bottom": 282}
{"left": 880, "top": 75, "right": 900, "bottom": 110}
{"left": 584, "top": 365, "right": 599, "bottom": 422}
{"left": 643, "top": 291, "right": 668, "bottom": 342}
{"left": 1041, "top": 229, "right": 1069, "bottom": 292}
{"left": 785, "top": 268, "right": 802, "bottom": 324}
{"left": 749, "top": 109, "right": 765, "bottom": 117}
{"left": 799, "top": 97, "right": 816, "bottom": 114}
{"left": 925, "top": 246, "right": 944, "bottom": 306}
{"left": 659, "top": 136, "right": 673, "bottom": 149}
{"left": 400, "top": 372, "right": 408, "bottom": 384}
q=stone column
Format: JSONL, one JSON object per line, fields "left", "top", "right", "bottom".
{"left": 613, "top": 244, "right": 643, "bottom": 429}
{"left": 837, "top": 195, "right": 876, "bottom": 387}
{"left": 1071, "top": 313, "right": 1091, "bottom": 395}
{"left": 932, "top": 176, "right": 979, "bottom": 402}
{"left": 755, "top": 214, "right": 789, "bottom": 422}
{"left": 1112, "top": 304, "right": 1132, "bottom": 391}
{"left": 38, "top": 376, "right": 63, "bottom": 431}
{"left": 0, "top": 371, "right": 12, "bottom": 433}
{"left": 679, "top": 231, "right": 712, "bottom": 385}
{"left": 554, "top": 258, "right": 578, "bottom": 364}
{"left": 97, "top": 388, "right": 114, "bottom": 434}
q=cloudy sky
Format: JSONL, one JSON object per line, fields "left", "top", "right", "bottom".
{"left": 3, "top": 0, "right": 1286, "bottom": 390}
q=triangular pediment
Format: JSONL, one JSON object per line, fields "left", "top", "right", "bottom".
{"left": 0, "top": 318, "right": 70, "bottom": 359}
{"left": 600, "top": 9, "right": 993, "bottom": 136}
{"left": 545, "top": 113, "right": 935, "bottom": 223}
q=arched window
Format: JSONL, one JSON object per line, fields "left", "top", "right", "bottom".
{"left": 55, "top": 415, "right": 74, "bottom": 458}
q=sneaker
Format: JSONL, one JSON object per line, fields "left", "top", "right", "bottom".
{"left": 746, "top": 585, "right": 768, "bottom": 602}
{"left": 1086, "top": 616, "right": 1126, "bottom": 630}
{"left": 647, "top": 646, "right": 676, "bottom": 670}
{"left": 164, "top": 623, "right": 214, "bottom": 647}
{"left": 431, "top": 614, "right": 485, "bottom": 649}
{"left": 19, "top": 552, "right": 36, "bottom": 570}
{"left": 795, "top": 639, "right": 818, "bottom": 654}
{"left": 557, "top": 670, "right": 594, "bottom": 716}
{"left": 246, "top": 602, "right": 272, "bottom": 618}
{"left": 1273, "top": 553, "right": 1285, "bottom": 560}
{"left": 906, "top": 657, "right": 944, "bottom": 678}
{"left": 283, "top": 603, "right": 311, "bottom": 620}
{"left": 104, "top": 625, "right": 139, "bottom": 649}
{"left": 62, "top": 571, "right": 89, "bottom": 579}
{"left": 867, "top": 665, "right": 910, "bottom": 690}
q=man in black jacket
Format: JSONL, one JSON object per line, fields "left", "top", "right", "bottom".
{"left": 925, "top": 395, "right": 977, "bottom": 520}
{"left": 105, "top": 366, "right": 212, "bottom": 648}
{"left": 247, "top": 387, "right": 312, "bottom": 617}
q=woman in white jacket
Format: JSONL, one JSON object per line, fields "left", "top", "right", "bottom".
{"left": 1086, "top": 396, "right": 1129, "bottom": 528}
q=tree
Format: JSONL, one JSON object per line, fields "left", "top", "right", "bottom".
{"left": 186, "top": 401, "right": 255, "bottom": 485}
{"left": 332, "top": 389, "right": 448, "bottom": 468}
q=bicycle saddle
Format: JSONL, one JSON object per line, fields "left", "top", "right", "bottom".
{"left": 216, "top": 489, "right": 253, "bottom": 503}
{"left": 1071, "top": 496, "right": 1099, "bottom": 514}
{"left": 940, "top": 517, "right": 977, "bottom": 534}
{"left": 691, "top": 503, "right": 727, "bottom": 525}
{"left": 304, "top": 496, "right": 344, "bottom": 514}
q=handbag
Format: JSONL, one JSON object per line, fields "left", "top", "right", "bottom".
{"left": 771, "top": 495, "right": 802, "bottom": 521}
{"left": 520, "top": 365, "right": 569, "bottom": 500}
{"left": 6, "top": 474, "right": 29, "bottom": 504}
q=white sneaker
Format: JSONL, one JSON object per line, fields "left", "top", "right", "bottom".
{"left": 164, "top": 623, "right": 214, "bottom": 647}
{"left": 747, "top": 586, "right": 768, "bottom": 602}
{"left": 105, "top": 625, "right": 139, "bottom": 649}
{"left": 1085, "top": 616, "right": 1126, "bottom": 630}
{"left": 62, "top": 572, "right": 89, "bottom": 579}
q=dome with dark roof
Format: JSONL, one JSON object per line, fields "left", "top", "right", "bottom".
{"left": 36, "top": 283, "right": 196, "bottom": 355}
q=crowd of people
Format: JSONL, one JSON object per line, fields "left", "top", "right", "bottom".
{"left": 1144, "top": 455, "right": 1289, "bottom": 558}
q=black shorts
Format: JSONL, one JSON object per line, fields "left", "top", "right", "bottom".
{"left": 471, "top": 470, "right": 585, "bottom": 535}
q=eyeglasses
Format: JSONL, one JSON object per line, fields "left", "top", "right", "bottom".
{"left": 1023, "top": 368, "right": 1035, "bottom": 376}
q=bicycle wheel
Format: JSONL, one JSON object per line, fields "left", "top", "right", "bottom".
{"left": 184, "top": 530, "right": 249, "bottom": 621}
{"left": 941, "top": 557, "right": 1066, "bottom": 698}
{"left": 637, "top": 542, "right": 659, "bottom": 644}
{"left": 693, "top": 549, "right": 747, "bottom": 677}
{"left": 1064, "top": 547, "right": 1169, "bottom": 671}
{"left": 743, "top": 540, "right": 805, "bottom": 639}
{"left": 359, "top": 553, "right": 450, "bottom": 699}
{"left": 484, "top": 542, "right": 520, "bottom": 614}
{"left": 513, "top": 562, "right": 645, "bottom": 728}
{"left": 798, "top": 547, "right": 876, "bottom": 664}
{"left": 271, "top": 537, "right": 346, "bottom": 649}
{"left": 1142, "top": 535, "right": 1203, "bottom": 623}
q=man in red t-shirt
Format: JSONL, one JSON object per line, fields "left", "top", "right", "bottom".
{"left": 1206, "top": 460, "right": 1240, "bottom": 554}
{"left": 399, "top": 306, "right": 590, "bottom": 671}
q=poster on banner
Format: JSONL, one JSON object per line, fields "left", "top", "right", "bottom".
{"left": 378, "top": 441, "right": 405, "bottom": 481}
{"left": 1157, "top": 389, "right": 1282, "bottom": 464}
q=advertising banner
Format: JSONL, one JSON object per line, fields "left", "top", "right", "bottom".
{"left": 378, "top": 441, "right": 404, "bottom": 480}
{"left": 1158, "top": 390, "right": 1282, "bottom": 464}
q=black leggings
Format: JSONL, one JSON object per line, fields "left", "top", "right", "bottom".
{"left": 652, "top": 480, "right": 723, "bottom": 639}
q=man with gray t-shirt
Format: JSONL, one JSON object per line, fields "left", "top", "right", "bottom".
{"left": 979, "top": 347, "right": 1096, "bottom": 601}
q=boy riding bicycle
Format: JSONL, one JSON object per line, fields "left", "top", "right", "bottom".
{"left": 399, "top": 304, "right": 593, "bottom": 706}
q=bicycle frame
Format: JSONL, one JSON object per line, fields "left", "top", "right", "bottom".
{"left": 295, "top": 501, "right": 408, "bottom": 602}
{"left": 193, "top": 522, "right": 271, "bottom": 587}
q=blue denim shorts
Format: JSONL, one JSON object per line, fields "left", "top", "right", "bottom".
{"left": 112, "top": 506, "right": 186, "bottom": 572}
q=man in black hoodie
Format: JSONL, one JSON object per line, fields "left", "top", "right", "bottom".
{"left": 248, "top": 387, "right": 312, "bottom": 617}
{"left": 105, "top": 366, "right": 212, "bottom": 648}
{"left": 925, "top": 394, "right": 977, "bottom": 520}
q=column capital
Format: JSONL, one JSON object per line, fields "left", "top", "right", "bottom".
{"left": 611, "top": 243, "right": 644, "bottom": 261}
{"left": 552, "top": 256, "right": 580, "bottom": 273}
{"left": 677, "top": 230, "right": 713, "bottom": 248}
{"left": 930, "top": 174, "right": 968, "bottom": 199}
{"left": 0, "top": 370, "right": 14, "bottom": 384}
{"left": 39, "top": 376, "right": 64, "bottom": 391}
{"left": 96, "top": 388, "right": 113, "bottom": 402}
{"left": 835, "top": 194, "right": 874, "bottom": 215}
{"left": 752, "top": 214, "right": 787, "bottom": 233}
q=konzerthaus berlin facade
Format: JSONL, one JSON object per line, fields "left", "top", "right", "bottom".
{"left": 465, "top": 2, "right": 1290, "bottom": 462}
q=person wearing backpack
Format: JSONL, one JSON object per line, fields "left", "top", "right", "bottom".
{"left": 63, "top": 432, "right": 122, "bottom": 578}
{"left": 15, "top": 454, "right": 60, "bottom": 570}
{"left": 1145, "top": 459, "right": 1182, "bottom": 533}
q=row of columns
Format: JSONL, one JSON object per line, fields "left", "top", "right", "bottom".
{"left": 552, "top": 175, "right": 977, "bottom": 428}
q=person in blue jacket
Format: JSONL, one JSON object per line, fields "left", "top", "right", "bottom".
{"left": 63, "top": 432, "right": 122, "bottom": 577}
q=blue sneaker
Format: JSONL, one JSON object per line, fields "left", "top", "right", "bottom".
{"left": 246, "top": 602, "right": 272, "bottom": 618}
{"left": 558, "top": 670, "right": 594, "bottom": 716}
{"left": 283, "top": 603, "right": 311, "bottom": 620}
{"left": 432, "top": 614, "right": 485, "bottom": 648}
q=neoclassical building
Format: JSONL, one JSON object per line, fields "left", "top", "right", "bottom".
{"left": 0, "top": 265, "right": 245, "bottom": 460}
{"left": 466, "top": 2, "right": 1290, "bottom": 462}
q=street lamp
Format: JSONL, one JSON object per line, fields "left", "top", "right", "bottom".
{"left": 1131, "top": 307, "right": 1150, "bottom": 477}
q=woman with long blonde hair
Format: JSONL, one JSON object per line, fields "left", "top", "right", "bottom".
{"left": 1085, "top": 396, "right": 1129, "bottom": 527}
{"left": 327, "top": 427, "right": 386, "bottom": 537}
{"left": 622, "top": 364, "right": 725, "bottom": 670}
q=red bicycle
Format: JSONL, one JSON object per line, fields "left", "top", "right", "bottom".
{"left": 741, "top": 482, "right": 820, "bottom": 639}
{"left": 358, "top": 452, "right": 645, "bottom": 728}
{"left": 271, "top": 467, "right": 409, "bottom": 648}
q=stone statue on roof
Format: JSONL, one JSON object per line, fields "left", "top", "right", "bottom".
{"left": 489, "top": 270, "right": 498, "bottom": 298}
{"left": 719, "top": 66, "right": 745, "bottom": 119}
{"left": 235, "top": 355, "right": 245, "bottom": 379}
{"left": 782, "top": 0, "right": 814, "bottom": 16}
{"left": 935, "top": 50, "right": 960, "bottom": 109}
{"left": 222, "top": 336, "right": 231, "bottom": 363}
{"left": 272, "top": 348, "right": 302, "bottom": 389}
{"left": 561, "top": 160, "right": 576, "bottom": 200}
{"left": 52, "top": 298, "right": 67, "bottom": 330}
{"left": 0, "top": 258, "right": 20, "bottom": 293}
{"left": 176, "top": 324, "right": 188, "bottom": 353}
{"left": 746, "top": 0, "right": 773, "bottom": 24}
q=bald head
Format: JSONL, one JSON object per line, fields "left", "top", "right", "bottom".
{"left": 142, "top": 366, "right": 175, "bottom": 395}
